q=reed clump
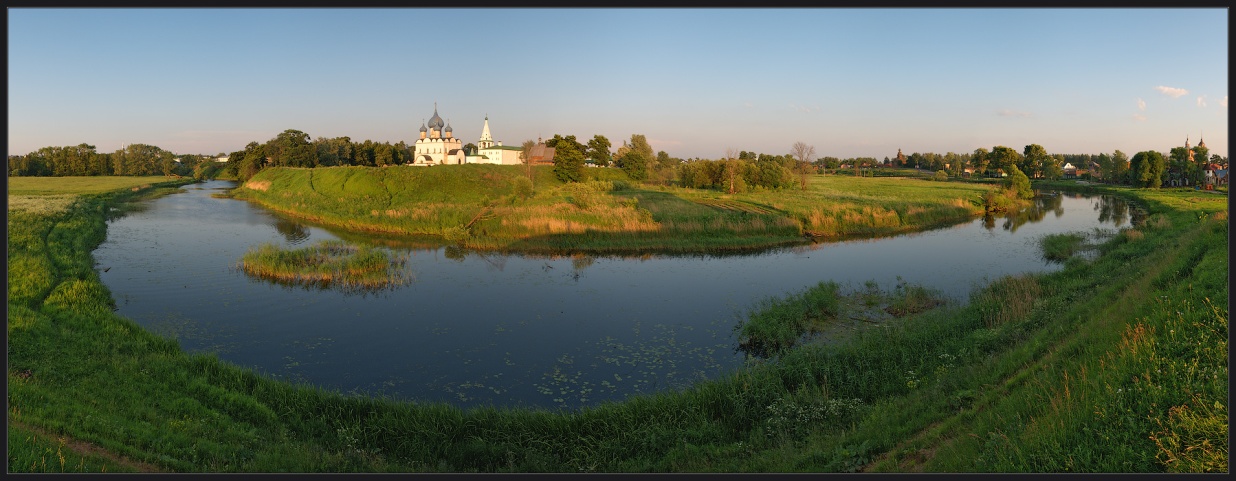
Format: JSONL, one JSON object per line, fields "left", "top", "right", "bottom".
{"left": 1039, "top": 232, "right": 1088, "bottom": 262}
{"left": 238, "top": 240, "right": 410, "bottom": 290}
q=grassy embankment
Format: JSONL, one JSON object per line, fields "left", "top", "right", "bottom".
{"left": 7, "top": 176, "right": 1227, "bottom": 472}
{"left": 231, "top": 165, "right": 991, "bottom": 254}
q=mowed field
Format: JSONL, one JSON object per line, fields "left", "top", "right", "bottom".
{"left": 8, "top": 176, "right": 176, "bottom": 214}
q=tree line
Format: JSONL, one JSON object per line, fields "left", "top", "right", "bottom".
{"left": 11, "top": 129, "right": 1227, "bottom": 192}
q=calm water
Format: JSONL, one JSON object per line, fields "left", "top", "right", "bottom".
{"left": 94, "top": 180, "right": 1142, "bottom": 410}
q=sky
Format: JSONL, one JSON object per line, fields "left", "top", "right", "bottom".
{"left": 7, "top": 8, "right": 1229, "bottom": 160}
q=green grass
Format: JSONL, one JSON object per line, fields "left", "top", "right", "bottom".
{"left": 234, "top": 166, "right": 993, "bottom": 254}
{"left": 1039, "top": 232, "right": 1088, "bottom": 262}
{"left": 7, "top": 176, "right": 1227, "bottom": 472}
{"left": 238, "top": 240, "right": 411, "bottom": 293}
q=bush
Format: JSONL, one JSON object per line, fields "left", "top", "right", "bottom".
{"left": 562, "top": 181, "right": 611, "bottom": 210}
{"left": 1003, "top": 164, "right": 1033, "bottom": 199}
{"left": 511, "top": 176, "right": 534, "bottom": 200}
{"left": 933, "top": 170, "right": 948, "bottom": 181}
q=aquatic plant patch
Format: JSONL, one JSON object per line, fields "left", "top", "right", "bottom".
{"left": 238, "top": 240, "right": 411, "bottom": 292}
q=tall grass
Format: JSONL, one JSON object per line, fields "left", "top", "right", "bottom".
{"left": 737, "top": 281, "right": 842, "bottom": 357}
{"left": 238, "top": 240, "right": 411, "bottom": 292}
{"left": 1039, "top": 232, "right": 1088, "bottom": 262}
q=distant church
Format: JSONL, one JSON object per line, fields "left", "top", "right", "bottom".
{"left": 411, "top": 104, "right": 465, "bottom": 165}
{"left": 409, "top": 104, "right": 525, "bottom": 166}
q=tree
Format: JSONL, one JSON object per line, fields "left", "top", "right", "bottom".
{"left": 615, "top": 149, "right": 649, "bottom": 181}
{"left": 520, "top": 139, "right": 537, "bottom": 187}
{"left": 1211, "top": 154, "right": 1227, "bottom": 170}
{"left": 266, "top": 129, "right": 315, "bottom": 168}
{"left": 615, "top": 134, "right": 654, "bottom": 162}
{"left": 1190, "top": 144, "right": 1209, "bottom": 186}
{"left": 373, "top": 142, "right": 395, "bottom": 167}
{"left": 1111, "top": 150, "right": 1129, "bottom": 184}
{"left": 1043, "top": 154, "right": 1064, "bottom": 180}
{"left": 552, "top": 138, "right": 585, "bottom": 182}
{"left": 944, "top": 152, "right": 962, "bottom": 177}
{"left": 238, "top": 142, "right": 267, "bottom": 181}
{"left": 546, "top": 134, "right": 586, "bottom": 156}
{"left": 723, "top": 147, "right": 742, "bottom": 194}
{"left": 1003, "top": 163, "right": 1033, "bottom": 199}
{"left": 989, "top": 146, "right": 1022, "bottom": 176}
{"left": 1094, "top": 152, "right": 1112, "bottom": 182}
{"left": 613, "top": 134, "right": 653, "bottom": 181}
{"left": 1022, "top": 144, "right": 1050, "bottom": 179}
{"left": 315, "top": 136, "right": 353, "bottom": 167}
{"left": 972, "top": 147, "right": 990, "bottom": 177}
{"left": 652, "top": 150, "right": 681, "bottom": 185}
{"left": 1129, "top": 150, "right": 1166, "bottom": 188}
{"left": 586, "top": 135, "right": 612, "bottom": 167}
{"left": 464, "top": 143, "right": 477, "bottom": 156}
{"left": 790, "top": 141, "right": 816, "bottom": 188}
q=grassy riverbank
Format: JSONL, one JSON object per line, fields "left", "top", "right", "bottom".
{"left": 231, "top": 165, "right": 991, "bottom": 253}
{"left": 7, "top": 176, "right": 1227, "bottom": 472}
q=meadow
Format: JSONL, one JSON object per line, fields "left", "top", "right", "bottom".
{"left": 6, "top": 175, "right": 1227, "bottom": 472}
{"left": 232, "top": 165, "right": 991, "bottom": 253}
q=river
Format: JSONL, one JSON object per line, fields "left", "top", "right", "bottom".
{"left": 93, "top": 180, "right": 1141, "bottom": 410}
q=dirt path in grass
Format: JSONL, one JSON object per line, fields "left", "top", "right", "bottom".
{"left": 9, "top": 419, "right": 164, "bottom": 473}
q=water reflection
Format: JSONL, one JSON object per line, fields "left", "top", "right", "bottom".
{"left": 983, "top": 192, "right": 1062, "bottom": 233}
{"left": 274, "top": 218, "right": 311, "bottom": 245}
{"left": 1094, "top": 193, "right": 1144, "bottom": 227}
{"left": 94, "top": 180, "right": 1145, "bottom": 411}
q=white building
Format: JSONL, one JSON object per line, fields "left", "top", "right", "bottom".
{"left": 469, "top": 116, "right": 523, "bottom": 165}
{"left": 411, "top": 104, "right": 466, "bottom": 166}
{"left": 411, "top": 105, "right": 524, "bottom": 166}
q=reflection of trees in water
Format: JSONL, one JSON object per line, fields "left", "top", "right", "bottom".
{"left": 1094, "top": 195, "right": 1129, "bottom": 227}
{"left": 979, "top": 192, "right": 1151, "bottom": 233}
{"left": 1000, "top": 194, "right": 1060, "bottom": 233}
{"left": 274, "top": 218, "right": 311, "bottom": 245}
{"left": 442, "top": 245, "right": 508, "bottom": 271}
{"left": 1096, "top": 194, "right": 1147, "bottom": 227}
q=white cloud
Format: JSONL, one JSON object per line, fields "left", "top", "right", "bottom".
{"left": 1197, "top": 95, "right": 1207, "bottom": 107}
{"left": 789, "top": 103, "right": 820, "bottom": 113}
{"left": 743, "top": 102, "right": 754, "bottom": 108}
{"left": 1136, "top": 98, "right": 1146, "bottom": 111}
{"left": 1155, "top": 85, "right": 1188, "bottom": 98}
{"left": 1221, "top": 96, "right": 1228, "bottom": 108}
{"left": 1132, "top": 114, "right": 1147, "bottom": 122}
{"left": 997, "top": 109, "right": 1032, "bottom": 118}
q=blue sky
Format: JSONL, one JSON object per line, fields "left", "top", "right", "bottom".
{"left": 8, "top": 8, "right": 1228, "bottom": 160}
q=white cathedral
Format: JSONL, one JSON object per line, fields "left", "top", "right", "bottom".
{"left": 410, "top": 104, "right": 523, "bottom": 166}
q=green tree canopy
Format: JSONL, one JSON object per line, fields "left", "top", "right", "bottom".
{"left": 266, "top": 129, "right": 316, "bottom": 168}
{"left": 1022, "top": 144, "right": 1050, "bottom": 179}
{"left": 1129, "top": 150, "right": 1166, "bottom": 188}
{"left": 586, "top": 135, "right": 612, "bottom": 167}
{"left": 989, "top": 146, "right": 1022, "bottom": 174}
{"left": 552, "top": 138, "right": 586, "bottom": 183}
{"left": 1003, "top": 163, "right": 1034, "bottom": 199}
